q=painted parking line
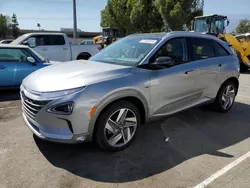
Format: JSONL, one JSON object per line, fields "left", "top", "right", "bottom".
{"left": 193, "top": 151, "right": 250, "bottom": 188}
{"left": 0, "top": 106, "right": 20, "bottom": 110}
{"left": 240, "top": 84, "right": 250, "bottom": 88}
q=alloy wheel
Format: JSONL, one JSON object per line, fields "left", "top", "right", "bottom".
{"left": 222, "top": 85, "right": 235, "bottom": 110}
{"left": 104, "top": 108, "right": 137, "bottom": 147}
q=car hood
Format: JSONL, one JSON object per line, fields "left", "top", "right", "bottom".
{"left": 22, "top": 60, "right": 132, "bottom": 92}
{"left": 43, "top": 60, "right": 62, "bottom": 66}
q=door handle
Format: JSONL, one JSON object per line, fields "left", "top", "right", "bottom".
{"left": 185, "top": 70, "right": 194, "bottom": 74}
{"left": 42, "top": 48, "right": 48, "bottom": 51}
{"left": 218, "top": 64, "right": 222, "bottom": 67}
{"left": 63, "top": 47, "right": 68, "bottom": 50}
{"left": 0, "top": 65, "right": 6, "bottom": 69}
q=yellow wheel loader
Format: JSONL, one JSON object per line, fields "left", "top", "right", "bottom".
{"left": 193, "top": 14, "right": 250, "bottom": 71}
{"left": 93, "top": 27, "right": 120, "bottom": 48}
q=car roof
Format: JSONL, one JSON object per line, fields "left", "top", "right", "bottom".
{"left": 127, "top": 31, "right": 219, "bottom": 40}
{"left": 0, "top": 39, "right": 13, "bottom": 41}
{"left": 0, "top": 44, "right": 28, "bottom": 48}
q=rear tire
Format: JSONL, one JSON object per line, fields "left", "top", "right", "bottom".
{"left": 212, "top": 81, "right": 237, "bottom": 113}
{"left": 77, "top": 53, "right": 91, "bottom": 60}
{"left": 94, "top": 101, "right": 140, "bottom": 152}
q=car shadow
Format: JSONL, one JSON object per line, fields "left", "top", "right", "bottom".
{"left": 0, "top": 89, "right": 20, "bottom": 102}
{"left": 34, "top": 102, "right": 250, "bottom": 183}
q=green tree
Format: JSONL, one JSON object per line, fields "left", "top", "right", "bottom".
{"left": 100, "top": 0, "right": 203, "bottom": 35}
{"left": 235, "top": 19, "right": 250, "bottom": 34}
{"left": 11, "top": 13, "right": 19, "bottom": 38}
{"left": 154, "top": 0, "right": 204, "bottom": 31}
{"left": 129, "top": 0, "right": 163, "bottom": 33}
{"left": 101, "top": 0, "right": 131, "bottom": 36}
{"left": 0, "top": 14, "right": 9, "bottom": 38}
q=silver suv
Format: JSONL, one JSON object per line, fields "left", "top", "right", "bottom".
{"left": 21, "top": 32, "right": 240, "bottom": 151}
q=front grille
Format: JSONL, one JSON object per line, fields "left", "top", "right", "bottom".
{"left": 21, "top": 91, "right": 51, "bottom": 120}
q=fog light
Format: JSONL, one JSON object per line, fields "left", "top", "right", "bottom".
{"left": 47, "top": 102, "right": 74, "bottom": 115}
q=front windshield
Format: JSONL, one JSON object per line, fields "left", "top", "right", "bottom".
{"left": 195, "top": 17, "right": 225, "bottom": 35}
{"left": 195, "top": 18, "right": 209, "bottom": 33}
{"left": 11, "top": 34, "right": 29, "bottom": 45}
{"left": 90, "top": 36, "right": 161, "bottom": 66}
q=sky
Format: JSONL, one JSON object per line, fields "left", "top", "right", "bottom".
{"left": 0, "top": 0, "right": 250, "bottom": 32}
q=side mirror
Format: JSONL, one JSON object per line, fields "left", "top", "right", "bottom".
{"left": 27, "top": 57, "right": 36, "bottom": 64}
{"left": 22, "top": 41, "right": 29, "bottom": 46}
{"left": 27, "top": 37, "right": 36, "bottom": 48}
{"left": 227, "top": 19, "right": 230, "bottom": 26}
{"left": 153, "top": 56, "right": 174, "bottom": 67}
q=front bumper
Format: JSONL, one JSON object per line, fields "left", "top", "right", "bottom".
{"left": 22, "top": 113, "right": 89, "bottom": 143}
{"left": 20, "top": 87, "right": 98, "bottom": 144}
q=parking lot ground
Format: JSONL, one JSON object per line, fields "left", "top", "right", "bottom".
{"left": 0, "top": 74, "right": 250, "bottom": 188}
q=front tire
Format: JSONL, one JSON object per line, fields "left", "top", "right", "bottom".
{"left": 95, "top": 101, "right": 140, "bottom": 151}
{"left": 212, "top": 81, "right": 237, "bottom": 113}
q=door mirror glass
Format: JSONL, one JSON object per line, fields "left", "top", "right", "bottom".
{"left": 153, "top": 56, "right": 174, "bottom": 67}
{"left": 27, "top": 57, "right": 36, "bottom": 64}
{"left": 27, "top": 37, "right": 36, "bottom": 48}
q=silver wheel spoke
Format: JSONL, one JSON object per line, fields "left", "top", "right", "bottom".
{"left": 229, "top": 96, "right": 234, "bottom": 106}
{"left": 126, "top": 127, "right": 131, "bottom": 141}
{"left": 223, "top": 98, "right": 230, "bottom": 109}
{"left": 117, "top": 109, "right": 128, "bottom": 124}
{"left": 222, "top": 94, "right": 227, "bottom": 102}
{"left": 121, "top": 129, "right": 126, "bottom": 143}
{"left": 228, "top": 91, "right": 235, "bottom": 97}
{"left": 226, "top": 86, "right": 231, "bottom": 95}
{"left": 109, "top": 132, "right": 122, "bottom": 145}
{"left": 124, "top": 121, "right": 137, "bottom": 128}
{"left": 126, "top": 117, "right": 136, "bottom": 122}
{"left": 106, "top": 119, "right": 119, "bottom": 133}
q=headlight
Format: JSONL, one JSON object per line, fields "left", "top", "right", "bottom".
{"left": 47, "top": 102, "right": 74, "bottom": 115}
{"left": 40, "top": 86, "right": 85, "bottom": 99}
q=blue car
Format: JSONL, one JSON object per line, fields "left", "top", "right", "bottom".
{"left": 0, "top": 44, "right": 57, "bottom": 89}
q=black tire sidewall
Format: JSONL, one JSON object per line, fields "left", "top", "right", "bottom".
{"left": 95, "top": 101, "right": 141, "bottom": 151}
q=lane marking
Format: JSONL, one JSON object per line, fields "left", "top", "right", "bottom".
{"left": 193, "top": 151, "right": 250, "bottom": 188}
{"left": 0, "top": 106, "right": 20, "bottom": 110}
{"left": 240, "top": 84, "right": 250, "bottom": 88}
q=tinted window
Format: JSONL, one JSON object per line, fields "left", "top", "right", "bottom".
{"left": 150, "top": 38, "right": 185, "bottom": 64}
{"left": 30, "top": 35, "right": 65, "bottom": 46}
{"left": 188, "top": 38, "right": 216, "bottom": 61}
{"left": 0, "top": 48, "right": 31, "bottom": 62}
{"left": 50, "top": 35, "right": 65, "bottom": 45}
{"left": 213, "top": 42, "right": 229, "bottom": 57}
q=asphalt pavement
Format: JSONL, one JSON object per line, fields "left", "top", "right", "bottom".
{"left": 0, "top": 74, "right": 250, "bottom": 188}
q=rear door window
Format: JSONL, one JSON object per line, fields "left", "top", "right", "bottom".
{"left": 212, "top": 42, "right": 230, "bottom": 57}
{"left": 187, "top": 37, "right": 216, "bottom": 61}
{"left": 50, "top": 35, "right": 65, "bottom": 45}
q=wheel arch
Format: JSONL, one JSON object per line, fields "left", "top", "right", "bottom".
{"left": 76, "top": 52, "right": 91, "bottom": 60}
{"left": 88, "top": 90, "right": 149, "bottom": 141}
{"left": 220, "top": 76, "right": 239, "bottom": 95}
